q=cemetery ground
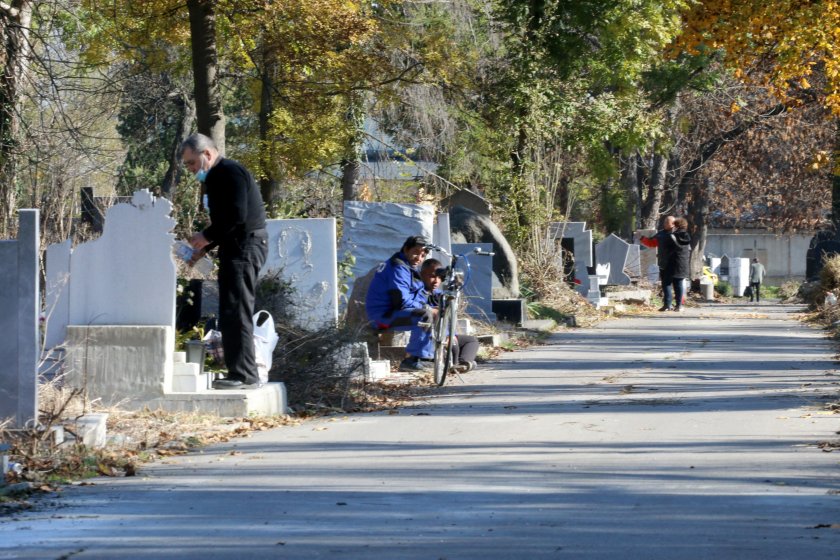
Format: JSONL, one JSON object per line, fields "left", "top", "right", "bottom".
{"left": 1, "top": 299, "right": 839, "bottom": 558}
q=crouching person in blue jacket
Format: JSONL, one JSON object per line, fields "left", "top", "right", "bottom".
{"left": 365, "top": 236, "right": 437, "bottom": 372}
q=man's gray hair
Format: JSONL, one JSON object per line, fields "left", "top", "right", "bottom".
{"left": 179, "top": 133, "right": 216, "bottom": 157}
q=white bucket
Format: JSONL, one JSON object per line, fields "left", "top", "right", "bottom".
{"left": 74, "top": 413, "right": 109, "bottom": 449}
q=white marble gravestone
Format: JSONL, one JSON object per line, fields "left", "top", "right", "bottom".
{"left": 548, "top": 222, "right": 593, "bottom": 295}
{"left": 0, "top": 210, "right": 39, "bottom": 428}
{"left": 44, "top": 239, "right": 71, "bottom": 349}
{"left": 595, "top": 234, "right": 632, "bottom": 286}
{"left": 69, "top": 190, "right": 177, "bottom": 326}
{"left": 729, "top": 257, "right": 750, "bottom": 296}
{"left": 432, "top": 213, "right": 452, "bottom": 264}
{"left": 341, "top": 201, "right": 435, "bottom": 296}
{"left": 451, "top": 243, "right": 496, "bottom": 321}
{"left": 262, "top": 218, "right": 339, "bottom": 330}
{"left": 59, "top": 190, "right": 177, "bottom": 406}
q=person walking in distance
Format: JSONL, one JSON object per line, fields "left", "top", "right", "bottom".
{"left": 181, "top": 133, "right": 268, "bottom": 389}
{"left": 640, "top": 215, "right": 676, "bottom": 311}
{"left": 749, "top": 257, "right": 766, "bottom": 303}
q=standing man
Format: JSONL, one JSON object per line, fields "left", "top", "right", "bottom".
{"left": 181, "top": 133, "right": 268, "bottom": 389}
{"left": 640, "top": 215, "right": 676, "bottom": 311}
{"left": 749, "top": 257, "right": 766, "bottom": 303}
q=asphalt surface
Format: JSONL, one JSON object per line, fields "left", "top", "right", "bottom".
{"left": 2, "top": 302, "right": 839, "bottom": 559}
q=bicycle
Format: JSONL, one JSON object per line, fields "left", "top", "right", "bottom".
{"left": 424, "top": 244, "right": 494, "bottom": 386}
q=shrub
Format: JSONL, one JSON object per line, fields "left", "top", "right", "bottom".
{"left": 778, "top": 280, "right": 801, "bottom": 301}
{"left": 715, "top": 280, "right": 732, "bottom": 297}
{"left": 820, "top": 254, "right": 840, "bottom": 293}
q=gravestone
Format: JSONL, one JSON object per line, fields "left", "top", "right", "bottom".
{"left": 44, "top": 239, "right": 71, "bottom": 349}
{"left": 729, "top": 257, "right": 750, "bottom": 296}
{"left": 69, "top": 190, "right": 177, "bottom": 326}
{"left": 341, "top": 201, "right": 434, "bottom": 297}
{"left": 595, "top": 233, "right": 632, "bottom": 286}
{"left": 61, "top": 190, "right": 177, "bottom": 406}
{"left": 450, "top": 205, "right": 519, "bottom": 298}
{"left": 0, "top": 210, "right": 40, "bottom": 428}
{"left": 625, "top": 244, "right": 642, "bottom": 279}
{"left": 432, "top": 212, "right": 452, "bottom": 264}
{"left": 452, "top": 243, "right": 496, "bottom": 321}
{"left": 548, "top": 222, "right": 593, "bottom": 295}
{"left": 262, "top": 218, "right": 339, "bottom": 331}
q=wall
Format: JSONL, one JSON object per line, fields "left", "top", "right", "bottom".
{"left": 705, "top": 229, "right": 814, "bottom": 283}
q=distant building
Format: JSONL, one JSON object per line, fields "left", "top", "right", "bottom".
{"left": 705, "top": 227, "right": 814, "bottom": 282}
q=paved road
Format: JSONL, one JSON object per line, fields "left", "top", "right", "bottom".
{"left": 2, "top": 303, "right": 839, "bottom": 559}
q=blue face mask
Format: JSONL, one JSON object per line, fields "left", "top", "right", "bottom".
{"left": 194, "top": 155, "right": 209, "bottom": 182}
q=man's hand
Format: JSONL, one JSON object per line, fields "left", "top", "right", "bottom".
{"left": 189, "top": 232, "right": 210, "bottom": 250}
{"left": 188, "top": 247, "right": 208, "bottom": 266}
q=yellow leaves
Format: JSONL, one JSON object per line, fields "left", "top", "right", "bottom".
{"left": 799, "top": 77, "right": 811, "bottom": 89}
{"left": 730, "top": 101, "right": 741, "bottom": 114}
{"left": 811, "top": 150, "right": 832, "bottom": 171}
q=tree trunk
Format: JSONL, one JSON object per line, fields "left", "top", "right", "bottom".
{"left": 640, "top": 150, "right": 668, "bottom": 229}
{"left": 186, "top": 0, "right": 225, "bottom": 155}
{"left": 340, "top": 94, "right": 366, "bottom": 202}
{"left": 258, "top": 52, "right": 280, "bottom": 206}
{"left": 620, "top": 151, "right": 641, "bottom": 233}
{"left": 687, "top": 177, "right": 712, "bottom": 279}
{"left": 0, "top": 0, "right": 32, "bottom": 237}
{"left": 161, "top": 92, "right": 196, "bottom": 198}
{"left": 832, "top": 122, "right": 840, "bottom": 237}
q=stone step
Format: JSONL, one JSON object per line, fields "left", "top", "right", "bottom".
{"left": 157, "top": 382, "right": 288, "bottom": 417}
{"left": 367, "top": 359, "right": 394, "bottom": 382}
{"left": 519, "top": 319, "right": 556, "bottom": 332}
{"left": 476, "top": 332, "right": 509, "bottom": 347}
{"left": 171, "top": 362, "right": 211, "bottom": 392}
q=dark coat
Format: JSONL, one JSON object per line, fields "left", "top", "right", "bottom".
{"left": 670, "top": 229, "right": 692, "bottom": 279}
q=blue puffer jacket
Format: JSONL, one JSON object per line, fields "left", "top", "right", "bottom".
{"left": 365, "top": 252, "right": 428, "bottom": 324}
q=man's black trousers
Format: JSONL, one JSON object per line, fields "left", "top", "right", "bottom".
{"left": 217, "top": 231, "right": 268, "bottom": 384}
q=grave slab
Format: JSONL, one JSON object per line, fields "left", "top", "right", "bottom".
{"left": 262, "top": 218, "right": 339, "bottom": 330}
{"left": 68, "top": 190, "right": 176, "bottom": 327}
{"left": 452, "top": 243, "right": 496, "bottom": 321}
{"left": 0, "top": 210, "right": 39, "bottom": 428}
{"left": 341, "top": 202, "right": 434, "bottom": 297}
{"left": 64, "top": 325, "right": 174, "bottom": 406}
{"left": 595, "top": 233, "right": 632, "bottom": 286}
{"left": 45, "top": 239, "right": 71, "bottom": 349}
{"left": 548, "top": 222, "right": 593, "bottom": 295}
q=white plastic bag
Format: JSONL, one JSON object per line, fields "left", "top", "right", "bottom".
{"left": 253, "top": 310, "right": 279, "bottom": 384}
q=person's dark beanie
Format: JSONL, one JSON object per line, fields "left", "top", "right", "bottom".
{"left": 402, "top": 235, "right": 429, "bottom": 251}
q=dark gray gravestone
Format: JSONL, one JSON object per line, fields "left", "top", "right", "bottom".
{"left": 595, "top": 233, "right": 632, "bottom": 286}
{"left": 0, "top": 210, "right": 40, "bottom": 428}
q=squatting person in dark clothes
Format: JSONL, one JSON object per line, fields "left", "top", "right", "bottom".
{"left": 181, "top": 133, "right": 268, "bottom": 389}
{"left": 420, "top": 258, "right": 480, "bottom": 373}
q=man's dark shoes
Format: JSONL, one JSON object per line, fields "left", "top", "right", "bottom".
{"left": 658, "top": 305, "right": 670, "bottom": 312}
{"left": 399, "top": 357, "right": 430, "bottom": 372}
{"left": 213, "top": 378, "right": 243, "bottom": 389}
{"left": 213, "top": 378, "right": 263, "bottom": 390}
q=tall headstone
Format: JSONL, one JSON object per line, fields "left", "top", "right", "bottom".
{"left": 61, "top": 190, "right": 177, "bottom": 406}
{"left": 432, "top": 212, "right": 452, "bottom": 264}
{"left": 45, "top": 239, "right": 71, "bottom": 349}
{"left": 68, "top": 190, "right": 176, "bottom": 326}
{"left": 548, "top": 222, "right": 593, "bottom": 295}
{"left": 341, "top": 201, "right": 435, "bottom": 296}
{"left": 625, "top": 244, "right": 642, "bottom": 279}
{"left": 452, "top": 243, "right": 496, "bottom": 321}
{"left": 595, "top": 234, "right": 632, "bottom": 286}
{"left": 262, "top": 218, "right": 339, "bottom": 331}
{"left": 0, "top": 210, "right": 40, "bottom": 428}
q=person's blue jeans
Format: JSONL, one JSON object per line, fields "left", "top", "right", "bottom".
{"left": 661, "top": 273, "right": 674, "bottom": 309}
{"left": 673, "top": 277, "right": 686, "bottom": 309}
{"left": 370, "top": 309, "right": 434, "bottom": 359}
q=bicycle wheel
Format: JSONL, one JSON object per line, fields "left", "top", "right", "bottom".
{"left": 433, "top": 304, "right": 456, "bottom": 386}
